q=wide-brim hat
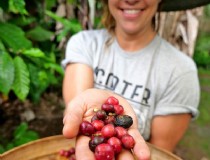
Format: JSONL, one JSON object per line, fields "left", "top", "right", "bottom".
{"left": 161, "top": 0, "right": 210, "bottom": 11}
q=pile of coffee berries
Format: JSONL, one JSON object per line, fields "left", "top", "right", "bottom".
{"left": 79, "top": 96, "right": 135, "bottom": 160}
{"left": 59, "top": 147, "right": 76, "bottom": 160}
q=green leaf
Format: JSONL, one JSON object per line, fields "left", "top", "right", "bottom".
{"left": 12, "top": 56, "right": 30, "bottom": 101}
{"left": 9, "top": 0, "right": 28, "bottom": 15}
{"left": 0, "top": 39, "right": 6, "bottom": 51}
{"left": 28, "top": 64, "right": 49, "bottom": 102}
{"left": 0, "top": 51, "right": 14, "bottom": 94}
{"left": 22, "top": 48, "right": 45, "bottom": 58}
{"left": 0, "top": 144, "right": 5, "bottom": 154}
{"left": 9, "top": 16, "right": 36, "bottom": 27}
{"left": 13, "top": 130, "right": 39, "bottom": 146}
{"left": 26, "top": 26, "right": 54, "bottom": 41}
{"left": 0, "top": 22, "right": 32, "bottom": 52}
{"left": 44, "top": 62, "right": 64, "bottom": 76}
{"left": 5, "top": 143, "right": 15, "bottom": 151}
{"left": 13, "top": 122, "right": 28, "bottom": 140}
{"left": 45, "top": 11, "right": 82, "bottom": 34}
{"left": 45, "top": 0, "right": 57, "bottom": 10}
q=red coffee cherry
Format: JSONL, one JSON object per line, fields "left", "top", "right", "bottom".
{"left": 79, "top": 121, "right": 95, "bottom": 136}
{"left": 95, "top": 143, "right": 115, "bottom": 160}
{"left": 96, "top": 110, "right": 107, "bottom": 120}
{"left": 121, "top": 134, "right": 135, "bottom": 149}
{"left": 114, "top": 104, "right": 124, "bottom": 115}
{"left": 115, "top": 126, "right": 128, "bottom": 139}
{"left": 92, "top": 120, "right": 105, "bottom": 131}
{"left": 105, "top": 96, "right": 119, "bottom": 105}
{"left": 107, "top": 137, "right": 122, "bottom": 154}
{"left": 101, "top": 124, "right": 116, "bottom": 138}
{"left": 101, "top": 104, "right": 115, "bottom": 113}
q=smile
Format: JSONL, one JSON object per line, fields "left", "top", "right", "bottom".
{"left": 123, "top": 9, "right": 141, "bottom": 14}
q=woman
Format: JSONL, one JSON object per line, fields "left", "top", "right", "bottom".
{"left": 62, "top": 0, "right": 204, "bottom": 159}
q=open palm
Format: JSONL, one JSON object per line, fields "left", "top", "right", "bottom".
{"left": 63, "top": 89, "right": 150, "bottom": 160}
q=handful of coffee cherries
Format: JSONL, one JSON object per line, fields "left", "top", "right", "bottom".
{"left": 79, "top": 96, "right": 135, "bottom": 160}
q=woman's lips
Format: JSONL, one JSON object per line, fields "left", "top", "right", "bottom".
{"left": 122, "top": 9, "right": 143, "bottom": 19}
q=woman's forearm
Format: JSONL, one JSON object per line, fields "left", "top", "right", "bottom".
{"left": 62, "top": 63, "right": 94, "bottom": 105}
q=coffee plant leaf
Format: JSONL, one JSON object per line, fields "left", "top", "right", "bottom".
{"left": 44, "top": 62, "right": 64, "bottom": 76}
{"left": 13, "top": 122, "right": 28, "bottom": 140}
{"left": 9, "top": 0, "right": 28, "bottom": 15}
{"left": 0, "top": 51, "right": 15, "bottom": 94}
{"left": 0, "top": 40, "right": 6, "bottom": 51}
{"left": 12, "top": 56, "right": 30, "bottom": 101}
{"left": 26, "top": 26, "right": 54, "bottom": 42}
{"left": 0, "top": 22, "right": 32, "bottom": 52}
{"left": 22, "top": 48, "right": 45, "bottom": 58}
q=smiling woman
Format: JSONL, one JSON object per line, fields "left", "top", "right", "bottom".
{"left": 61, "top": 0, "right": 208, "bottom": 159}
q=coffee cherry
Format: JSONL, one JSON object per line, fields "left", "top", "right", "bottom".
{"left": 107, "top": 137, "right": 122, "bottom": 154}
{"left": 105, "top": 96, "right": 119, "bottom": 105}
{"left": 114, "top": 115, "right": 133, "bottom": 128}
{"left": 68, "top": 147, "right": 75, "bottom": 155}
{"left": 115, "top": 126, "right": 128, "bottom": 139}
{"left": 114, "top": 104, "right": 124, "bottom": 115}
{"left": 104, "top": 115, "right": 115, "bottom": 125}
{"left": 92, "top": 120, "right": 105, "bottom": 131}
{"left": 59, "top": 149, "right": 67, "bottom": 156}
{"left": 101, "top": 124, "right": 116, "bottom": 138}
{"left": 96, "top": 110, "right": 107, "bottom": 120}
{"left": 89, "top": 136, "right": 106, "bottom": 152}
{"left": 91, "top": 114, "right": 99, "bottom": 122}
{"left": 78, "top": 96, "right": 135, "bottom": 160}
{"left": 79, "top": 121, "right": 95, "bottom": 136}
{"left": 95, "top": 143, "right": 115, "bottom": 160}
{"left": 101, "top": 104, "right": 115, "bottom": 113}
{"left": 121, "top": 134, "right": 135, "bottom": 149}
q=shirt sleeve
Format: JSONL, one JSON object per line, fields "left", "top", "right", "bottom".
{"left": 154, "top": 71, "right": 200, "bottom": 120}
{"left": 61, "top": 31, "right": 93, "bottom": 69}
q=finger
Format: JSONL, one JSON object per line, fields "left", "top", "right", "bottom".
{"left": 116, "top": 149, "right": 135, "bottom": 160}
{"left": 63, "top": 97, "right": 85, "bottom": 138}
{"left": 128, "top": 129, "right": 150, "bottom": 160}
{"left": 75, "top": 135, "right": 95, "bottom": 160}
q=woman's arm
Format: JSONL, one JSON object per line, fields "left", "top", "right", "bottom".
{"left": 62, "top": 63, "right": 94, "bottom": 105}
{"left": 149, "top": 113, "right": 191, "bottom": 152}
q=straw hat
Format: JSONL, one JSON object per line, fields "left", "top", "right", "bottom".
{"left": 161, "top": 0, "right": 210, "bottom": 11}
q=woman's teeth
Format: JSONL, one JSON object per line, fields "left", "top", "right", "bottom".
{"left": 123, "top": 9, "right": 141, "bottom": 14}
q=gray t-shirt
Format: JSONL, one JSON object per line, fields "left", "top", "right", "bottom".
{"left": 62, "top": 29, "right": 200, "bottom": 140}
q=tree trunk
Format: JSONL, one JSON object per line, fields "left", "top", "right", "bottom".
{"left": 158, "top": 7, "right": 204, "bottom": 57}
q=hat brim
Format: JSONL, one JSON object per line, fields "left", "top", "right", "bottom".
{"left": 160, "top": 0, "right": 210, "bottom": 11}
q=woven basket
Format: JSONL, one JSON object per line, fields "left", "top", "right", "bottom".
{"left": 1, "top": 135, "right": 182, "bottom": 160}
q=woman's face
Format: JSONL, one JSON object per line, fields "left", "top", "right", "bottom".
{"left": 108, "top": 0, "right": 161, "bottom": 36}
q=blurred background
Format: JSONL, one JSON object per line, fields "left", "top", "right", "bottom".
{"left": 0, "top": 0, "right": 210, "bottom": 159}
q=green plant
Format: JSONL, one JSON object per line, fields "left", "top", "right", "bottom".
{"left": 0, "top": 0, "right": 104, "bottom": 102}
{"left": 193, "top": 33, "right": 210, "bottom": 69}
{"left": 0, "top": 0, "right": 65, "bottom": 102}
{"left": 0, "top": 122, "right": 39, "bottom": 154}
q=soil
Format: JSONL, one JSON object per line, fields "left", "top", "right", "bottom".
{"left": 0, "top": 92, "right": 65, "bottom": 141}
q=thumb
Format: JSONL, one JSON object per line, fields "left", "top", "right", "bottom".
{"left": 63, "top": 98, "right": 85, "bottom": 138}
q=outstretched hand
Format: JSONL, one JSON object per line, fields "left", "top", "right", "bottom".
{"left": 63, "top": 88, "right": 150, "bottom": 160}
